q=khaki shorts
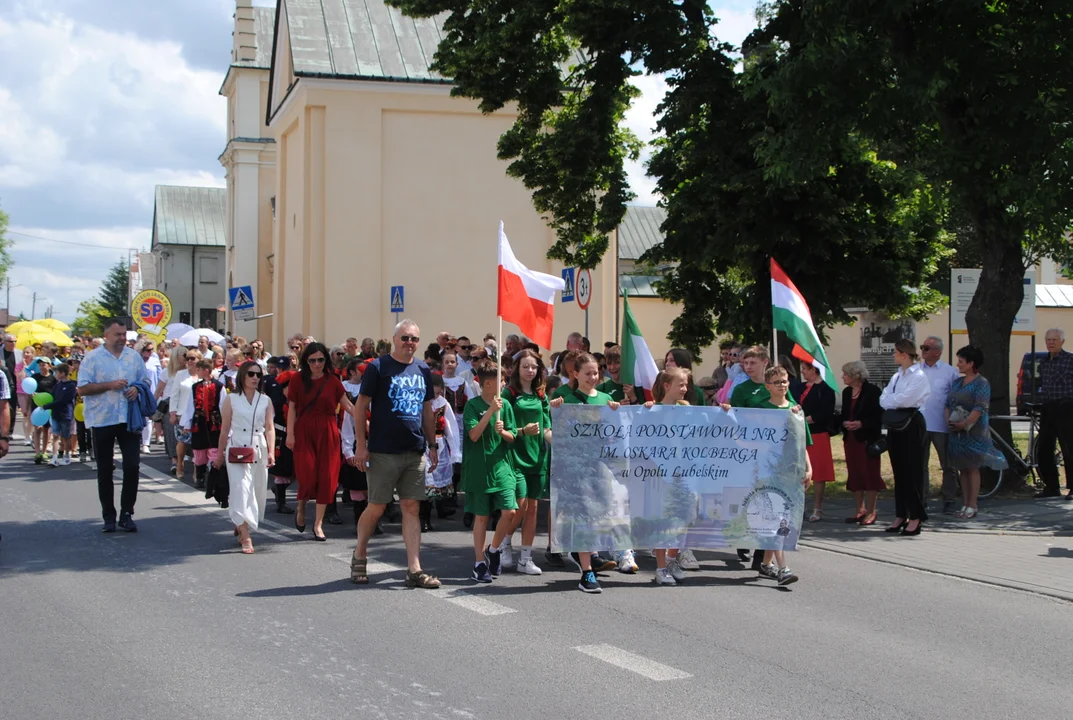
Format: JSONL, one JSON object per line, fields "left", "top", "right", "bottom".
{"left": 367, "top": 451, "right": 427, "bottom": 504}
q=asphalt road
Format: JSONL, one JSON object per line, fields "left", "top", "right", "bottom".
{"left": 2, "top": 445, "right": 1070, "bottom": 720}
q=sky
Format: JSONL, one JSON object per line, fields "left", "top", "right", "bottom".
{"left": 0, "top": 0, "right": 759, "bottom": 323}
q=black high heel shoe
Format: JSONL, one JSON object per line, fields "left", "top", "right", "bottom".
{"left": 900, "top": 521, "right": 922, "bottom": 536}
{"left": 295, "top": 514, "right": 306, "bottom": 533}
{"left": 884, "top": 519, "right": 907, "bottom": 533}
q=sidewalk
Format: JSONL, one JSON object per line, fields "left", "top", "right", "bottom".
{"left": 798, "top": 497, "right": 1073, "bottom": 602}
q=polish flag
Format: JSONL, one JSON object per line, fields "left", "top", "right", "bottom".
{"left": 498, "top": 222, "right": 566, "bottom": 349}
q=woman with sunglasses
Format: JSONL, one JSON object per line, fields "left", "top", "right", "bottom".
{"left": 214, "top": 361, "right": 275, "bottom": 554}
{"left": 286, "top": 342, "right": 347, "bottom": 541}
{"left": 160, "top": 346, "right": 186, "bottom": 473}
{"left": 168, "top": 349, "right": 202, "bottom": 480}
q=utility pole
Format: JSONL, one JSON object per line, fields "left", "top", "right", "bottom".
{"left": 31, "top": 292, "right": 36, "bottom": 321}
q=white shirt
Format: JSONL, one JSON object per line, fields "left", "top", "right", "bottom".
{"left": 880, "top": 364, "right": 931, "bottom": 411}
{"left": 919, "top": 360, "right": 961, "bottom": 432}
{"left": 341, "top": 380, "right": 361, "bottom": 459}
{"left": 168, "top": 369, "right": 198, "bottom": 418}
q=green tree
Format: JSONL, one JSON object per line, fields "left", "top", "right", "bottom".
{"left": 0, "top": 205, "right": 14, "bottom": 291}
{"left": 71, "top": 299, "right": 107, "bottom": 337}
{"left": 98, "top": 259, "right": 129, "bottom": 319}
{"left": 754, "top": 0, "right": 1073, "bottom": 422}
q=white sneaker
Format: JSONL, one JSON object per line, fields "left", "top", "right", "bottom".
{"left": 654, "top": 567, "right": 676, "bottom": 586}
{"left": 499, "top": 537, "right": 515, "bottom": 569}
{"left": 667, "top": 558, "right": 686, "bottom": 582}
{"left": 62, "top": 456, "right": 71, "bottom": 466}
{"left": 516, "top": 557, "right": 543, "bottom": 575}
{"left": 47, "top": 454, "right": 58, "bottom": 467}
{"left": 141, "top": 444, "right": 151, "bottom": 454}
{"left": 615, "top": 549, "right": 638, "bottom": 574}
{"left": 677, "top": 548, "right": 700, "bottom": 571}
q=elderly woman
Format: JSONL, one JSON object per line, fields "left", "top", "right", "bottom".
{"left": 840, "top": 361, "right": 885, "bottom": 524}
{"left": 946, "top": 346, "right": 1007, "bottom": 518}
{"left": 880, "top": 340, "right": 931, "bottom": 536}
{"left": 168, "top": 349, "right": 202, "bottom": 480}
{"left": 798, "top": 363, "right": 837, "bottom": 521}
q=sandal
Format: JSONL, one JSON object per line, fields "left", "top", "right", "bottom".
{"left": 963, "top": 507, "right": 978, "bottom": 519}
{"left": 955, "top": 506, "right": 968, "bottom": 518}
{"left": 808, "top": 510, "right": 823, "bottom": 522}
{"left": 350, "top": 554, "right": 369, "bottom": 584}
{"left": 240, "top": 538, "right": 254, "bottom": 554}
{"left": 405, "top": 570, "right": 441, "bottom": 589}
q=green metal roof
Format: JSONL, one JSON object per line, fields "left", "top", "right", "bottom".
{"left": 151, "top": 186, "right": 227, "bottom": 248}
{"left": 618, "top": 205, "right": 666, "bottom": 260}
{"left": 619, "top": 274, "right": 663, "bottom": 298}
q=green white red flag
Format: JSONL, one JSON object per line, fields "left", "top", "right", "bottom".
{"left": 620, "top": 291, "right": 659, "bottom": 396}
{"left": 771, "top": 259, "right": 838, "bottom": 391}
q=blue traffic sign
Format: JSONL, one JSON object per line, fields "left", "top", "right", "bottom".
{"left": 228, "top": 285, "right": 255, "bottom": 311}
{"left": 390, "top": 285, "right": 405, "bottom": 314}
{"left": 561, "top": 268, "right": 575, "bottom": 303}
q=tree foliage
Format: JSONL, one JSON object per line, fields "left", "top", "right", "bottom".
{"left": 71, "top": 299, "right": 107, "bottom": 337}
{"left": 0, "top": 205, "right": 14, "bottom": 292}
{"left": 98, "top": 259, "right": 130, "bottom": 319}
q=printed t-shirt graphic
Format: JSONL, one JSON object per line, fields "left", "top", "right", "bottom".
{"left": 360, "top": 355, "right": 434, "bottom": 454}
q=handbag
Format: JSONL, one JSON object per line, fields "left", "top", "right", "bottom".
{"left": 866, "top": 436, "right": 888, "bottom": 457}
{"left": 227, "top": 393, "right": 261, "bottom": 464}
{"left": 881, "top": 409, "right": 915, "bottom": 432}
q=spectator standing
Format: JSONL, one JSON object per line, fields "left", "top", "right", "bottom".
{"left": 919, "top": 337, "right": 962, "bottom": 514}
{"left": 0, "top": 333, "right": 17, "bottom": 434}
{"left": 797, "top": 363, "right": 837, "bottom": 522}
{"left": 77, "top": 318, "right": 150, "bottom": 533}
{"left": 879, "top": 340, "right": 931, "bottom": 536}
{"left": 840, "top": 361, "right": 885, "bottom": 525}
{"left": 1034, "top": 328, "right": 1073, "bottom": 499}
{"left": 349, "top": 320, "right": 441, "bottom": 588}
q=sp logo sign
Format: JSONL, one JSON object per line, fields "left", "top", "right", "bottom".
{"left": 130, "top": 290, "right": 173, "bottom": 329}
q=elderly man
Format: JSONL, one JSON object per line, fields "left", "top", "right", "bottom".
{"left": 554, "top": 331, "right": 585, "bottom": 377}
{"left": 1035, "top": 328, "right": 1073, "bottom": 499}
{"left": 350, "top": 319, "right": 441, "bottom": 587}
{"left": 919, "top": 336, "right": 962, "bottom": 513}
{"left": 78, "top": 318, "right": 151, "bottom": 532}
{"left": 504, "top": 334, "right": 522, "bottom": 359}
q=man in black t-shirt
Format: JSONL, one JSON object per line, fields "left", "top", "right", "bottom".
{"left": 349, "top": 319, "right": 439, "bottom": 588}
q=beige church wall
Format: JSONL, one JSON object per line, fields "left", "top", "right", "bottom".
{"left": 255, "top": 158, "right": 275, "bottom": 346}
{"left": 269, "top": 82, "right": 618, "bottom": 352}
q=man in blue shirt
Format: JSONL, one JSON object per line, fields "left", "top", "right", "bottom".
{"left": 78, "top": 318, "right": 150, "bottom": 532}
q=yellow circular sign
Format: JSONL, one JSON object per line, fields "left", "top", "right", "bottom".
{"left": 131, "top": 290, "right": 173, "bottom": 329}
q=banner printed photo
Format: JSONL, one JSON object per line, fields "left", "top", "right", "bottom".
{"left": 550, "top": 405, "right": 807, "bottom": 553}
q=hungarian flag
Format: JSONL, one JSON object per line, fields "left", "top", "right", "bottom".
{"left": 771, "top": 259, "right": 838, "bottom": 391}
{"left": 620, "top": 291, "right": 659, "bottom": 397}
{"left": 497, "top": 222, "right": 566, "bottom": 349}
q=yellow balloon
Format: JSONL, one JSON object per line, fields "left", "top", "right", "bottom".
{"left": 74, "top": 403, "right": 85, "bottom": 422}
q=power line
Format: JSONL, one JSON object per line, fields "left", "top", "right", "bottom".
{"left": 6, "top": 229, "right": 143, "bottom": 251}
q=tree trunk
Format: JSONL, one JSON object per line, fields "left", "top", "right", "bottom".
{"left": 964, "top": 227, "right": 1025, "bottom": 488}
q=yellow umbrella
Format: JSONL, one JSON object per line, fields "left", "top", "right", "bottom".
{"left": 14, "top": 329, "right": 73, "bottom": 350}
{"left": 5, "top": 320, "right": 51, "bottom": 335}
{"left": 36, "top": 318, "right": 71, "bottom": 332}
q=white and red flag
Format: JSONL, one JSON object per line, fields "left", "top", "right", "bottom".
{"left": 497, "top": 222, "right": 566, "bottom": 349}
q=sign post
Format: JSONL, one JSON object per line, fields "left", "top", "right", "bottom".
{"left": 228, "top": 285, "right": 256, "bottom": 324}
{"left": 576, "top": 268, "right": 592, "bottom": 339}
{"left": 390, "top": 285, "right": 405, "bottom": 328}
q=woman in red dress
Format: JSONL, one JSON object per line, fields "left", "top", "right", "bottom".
{"left": 286, "top": 342, "right": 346, "bottom": 541}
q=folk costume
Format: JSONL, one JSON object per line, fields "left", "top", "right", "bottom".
{"left": 181, "top": 377, "right": 227, "bottom": 504}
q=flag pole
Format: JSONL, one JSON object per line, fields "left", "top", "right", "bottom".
{"left": 496, "top": 315, "right": 503, "bottom": 420}
{"left": 770, "top": 256, "right": 779, "bottom": 363}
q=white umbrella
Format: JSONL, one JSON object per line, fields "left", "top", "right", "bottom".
{"left": 126, "top": 330, "right": 139, "bottom": 341}
{"left": 178, "top": 328, "right": 225, "bottom": 347}
{"left": 166, "top": 322, "right": 195, "bottom": 338}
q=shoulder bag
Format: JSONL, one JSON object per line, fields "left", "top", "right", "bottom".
{"left": 227, "top": 393, "right": 261, "bottom": 464}
{"left": 881, "top": 374, "right": 916, "bottom": 432}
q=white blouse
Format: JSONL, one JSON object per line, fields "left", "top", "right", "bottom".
{"left": 168, "top": 369, "right": 198, "bottom": 419}
{"left": 880, "top": 364, "right": 931, "bottom": 410}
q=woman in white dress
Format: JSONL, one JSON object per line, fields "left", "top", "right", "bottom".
{"left": 214, "top": 361, "right": 274, "bottom": 554}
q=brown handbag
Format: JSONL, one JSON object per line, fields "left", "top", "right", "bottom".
{"left": 227, "top": 393, "right": 261, "bottom": 464}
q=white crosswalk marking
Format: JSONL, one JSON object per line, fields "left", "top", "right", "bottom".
{"left": 574, "top": 644, "right": 692, "bottom": 681}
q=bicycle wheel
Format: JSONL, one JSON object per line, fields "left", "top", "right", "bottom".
{"left": 978, "top": 467, "right": 1004, "bottom": 499}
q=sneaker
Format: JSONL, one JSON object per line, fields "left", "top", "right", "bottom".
{"left": 677, "top": 548, "right": 700, "bottom": 571}
{"left": 615, "top": 549, "right": 639, "bottom": 574}
{"left": 578, "top": 570, "right": 602, "bottom": 594}
{"left": 169, "top": 463, "right": 177, "bottom": 475}
{"left": 23, "top": 438, "right": 32, "bottom": 446}
{"left": 667, "top": 558, "right": 686, "bottom": 583}
{"left": 77, "top": 453, "right": 85, "bottom": 463}
{"left": 61, "top": 456, "right": 71, "bottom": 466}
{"left": 777, "top": 568, "right": 799, "bottom": 586}
{"left": 516, "top": 557, "right": 543, "bottom": 575}
{"left": 544, "top": 548, "right": 566, "bottom": 567}
{"left": 654, "top": 567, "right": 676, "bottom": 586}
{"left": 499, "top": 537, "right": 515, "bottom": 570}
{"left": 102, "top": 519, "right": 117, "bottom": 533}
{"left": 117, "top": 512, "right": 138, "bottom": 533}
{"left": 141, "top": 444, "right": 151, "bottom": 454}
{"left": 34, "top": 453, "right": 43, "bottom": 465}
{"left": 485, "top": 546, "right": 502, "bottom": 577}
{"left": 758, "top": 562, "right": 779, "bottom": 580}
{"left": 592, "top": 552, "right": 618, "bottom": 572}
{"left": 472, "top": 562, "right": 493, "bottom": 583}
{"left": 47, "top": 454, "right": 58, "bottom": 467}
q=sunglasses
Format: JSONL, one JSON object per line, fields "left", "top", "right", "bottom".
{"left": 400, "top": 335, "right": 420, "bottom": 343}
{"left": 920, "top": 345, "right": 933, "bottom": 351}
{"left": 308, "top": 357, "right": 326, "bottom": 364}
{"left": 332, "top": 352, "right": 344, "bottom": 356}
{"left": 459, "top": 344, "right": 474, "bottom": 351}
{"left": 246, "top": 372, "right": 263, "bottom": 379}
{"left": 290, "top": 346, "right": 300, "bottom": 351}
{"left": 186, "top": 358, "right": 197, "bottom": 362}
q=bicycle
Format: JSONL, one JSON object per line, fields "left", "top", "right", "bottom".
{"left": 984, "top": 405, "right": 1062, "bottom": 498}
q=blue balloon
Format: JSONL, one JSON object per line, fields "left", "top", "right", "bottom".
{"left": 31, "top": 407, "right": 51, "bottom": 427}
{"left": 20, "top": 377, "right": 37, "bottom": 394}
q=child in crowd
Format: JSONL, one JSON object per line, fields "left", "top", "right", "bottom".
{"left": 44, "top": 363, "right": 77, "bottom": 467}
{"left": 462, "top": 359, "right": 519, "bottom": 583}
{"left": 341, "top": 359, "right": 380, "bottom": 532}
{"left": 596, "top": 345, "right": 638, "bottom": 405}
{"left": 181, "top": 359, "right": 225, "bottom": 491}
{"left": 755, "top": 366, "right": 812, "bottom": 586}
{"left": 498, "top": 349, "right": 552, "bottom": 575}
{"left": 551, "top": 350, "right": 580, "bottom": 400}
{"left": 31, "top": 359, "right": 56, "bottom": 464}
{"left": 551, "top": 352, "right": 622, "bottom": 592}
{"left": 423, "top": 373, "right": 461, "bottom": 531}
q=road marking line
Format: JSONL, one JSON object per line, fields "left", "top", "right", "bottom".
{"left": 140, "top": 465, "right": 291, "bottom": 543}
{"left": 573, "top": 644, "right": 692, "bottom": 681}
{"left": 326, "top": 553, "right": 517, "bottom": 614}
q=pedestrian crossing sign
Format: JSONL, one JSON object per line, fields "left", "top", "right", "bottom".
{"left": 228, "top": 285, "right": 255, "bottom": 321}
{"left": 390, "top": 285, "right": 405, "bottom": 314}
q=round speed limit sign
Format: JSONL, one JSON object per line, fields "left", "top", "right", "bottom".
{"left": 576, "top": 268, "right": 592, "bottom": 311}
